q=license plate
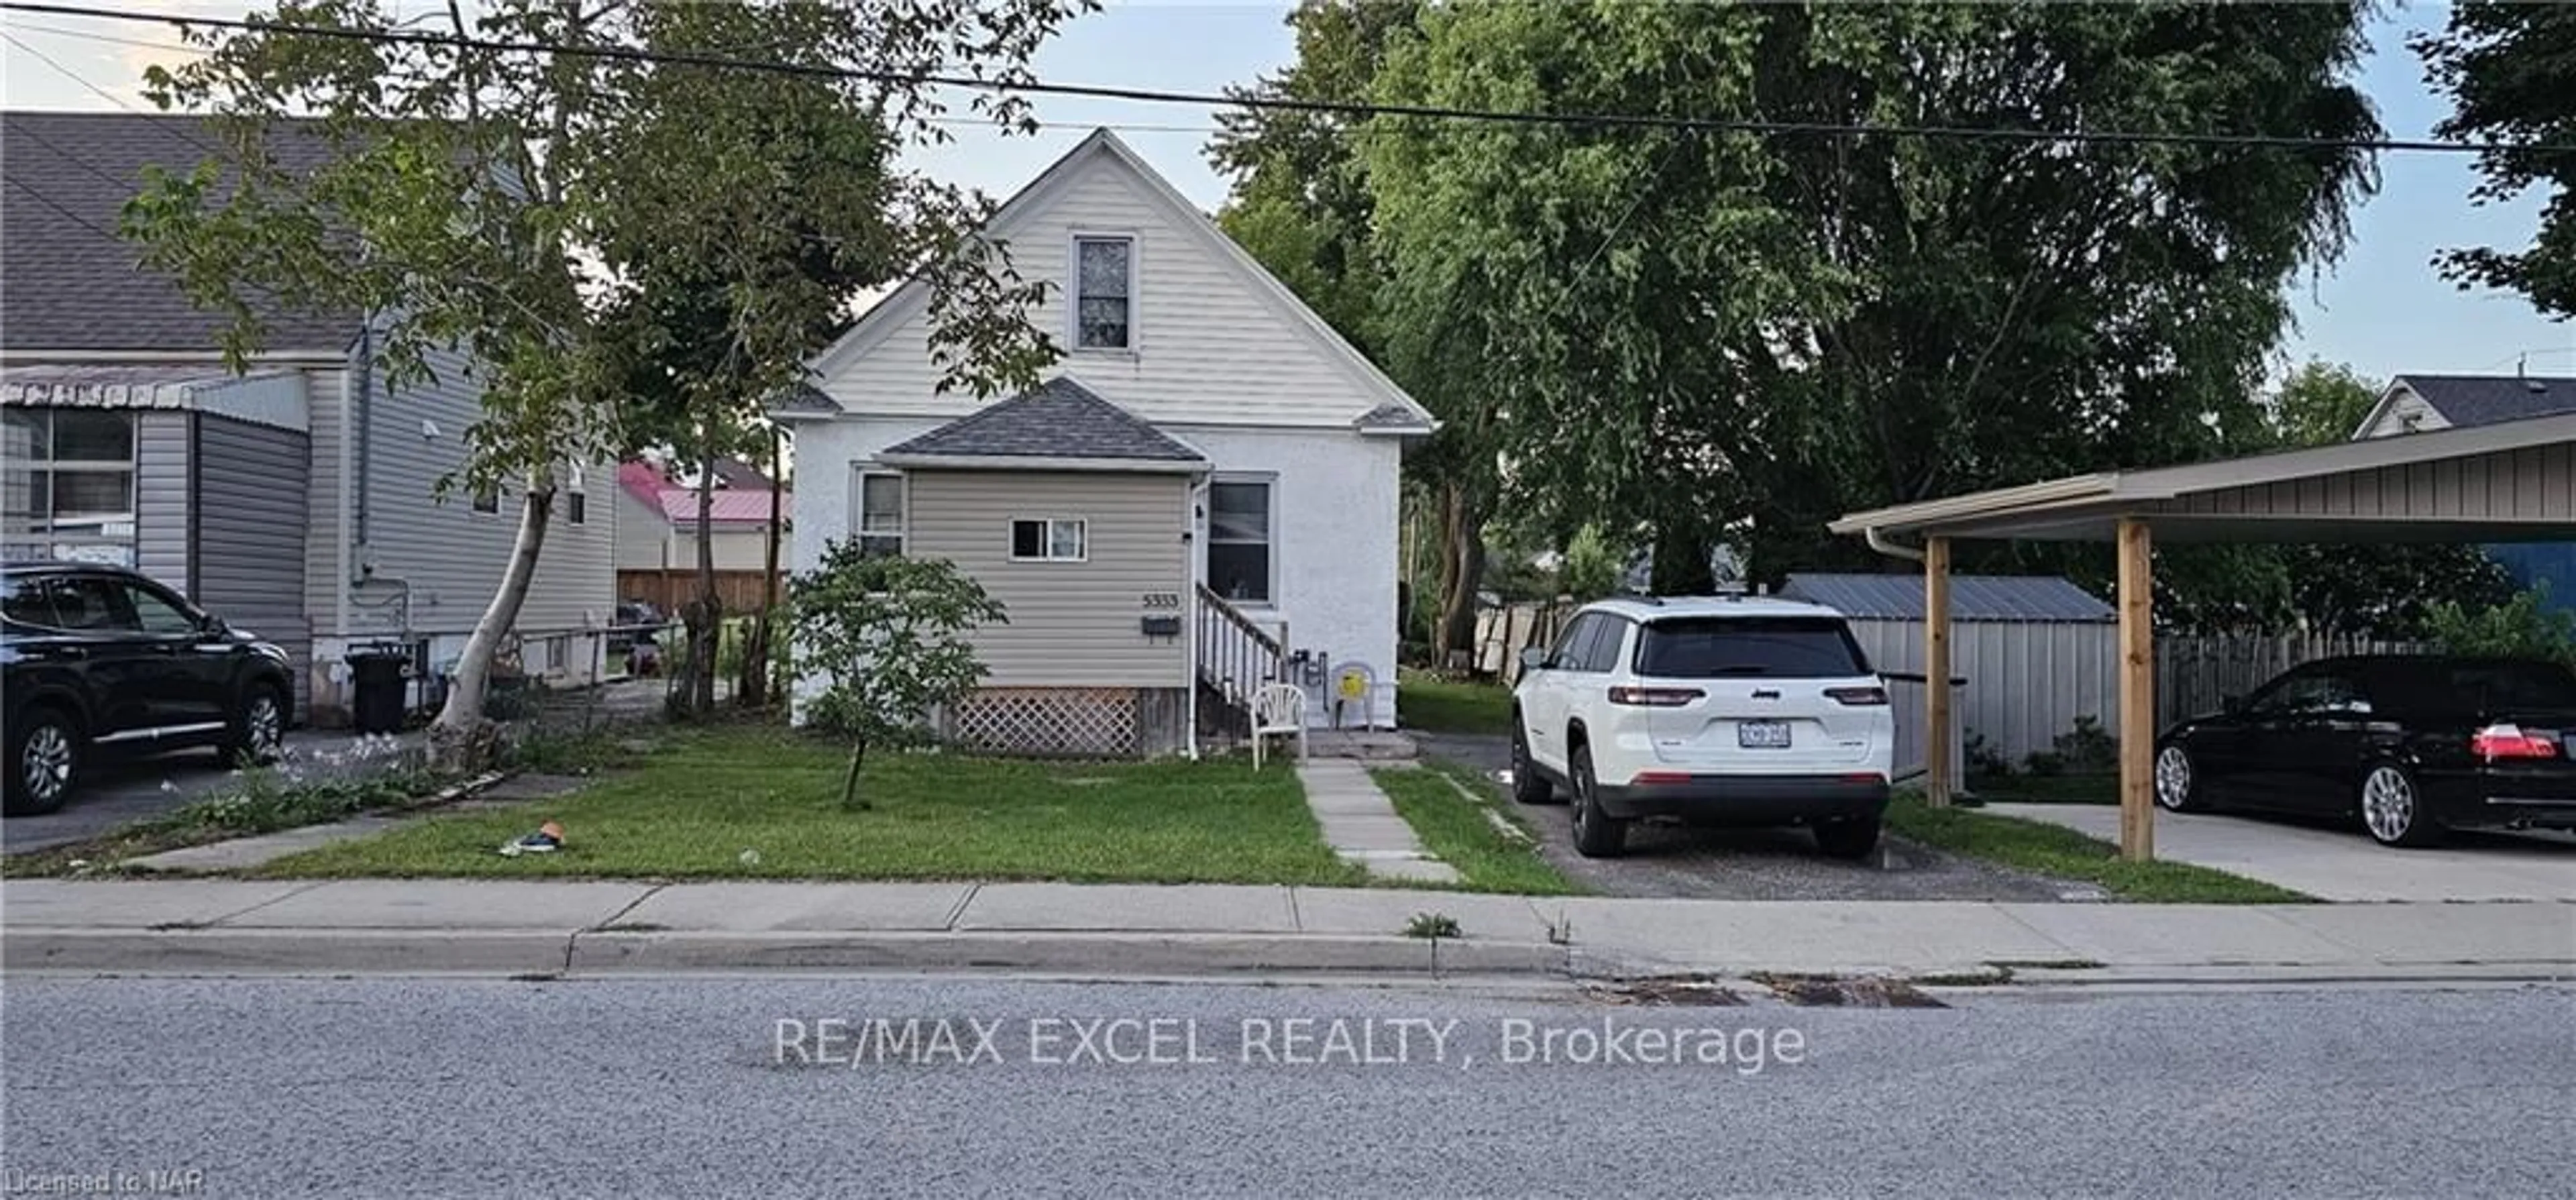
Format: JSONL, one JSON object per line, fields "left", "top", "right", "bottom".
{"left": 1737, "top": 720, "right": 1791, "bottom": 749}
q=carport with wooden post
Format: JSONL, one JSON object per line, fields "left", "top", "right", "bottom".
{"left": 1829, "top": 413, "right": 2576, "bottom": 861}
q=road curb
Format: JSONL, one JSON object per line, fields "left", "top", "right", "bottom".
{"left": 1, "top": 927, "right": 573, "bottom": 976}
{"left": 1, "top": 927, "right": 1570, "bottom": 979}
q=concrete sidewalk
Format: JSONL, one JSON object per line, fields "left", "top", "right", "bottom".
{"left": 5, "top": 879, "right": 2571, "bottom": 983}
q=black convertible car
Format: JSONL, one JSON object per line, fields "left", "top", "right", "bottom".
{"left": 2154, "top": 655, "right": 2576, "bottom": 847}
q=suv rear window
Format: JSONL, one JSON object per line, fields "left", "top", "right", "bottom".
{"left": 1633, "top": 616, "right": 1869, "bottom": 679}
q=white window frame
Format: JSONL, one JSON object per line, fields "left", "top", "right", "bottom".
{"left": 1009, "top": 516, "right": 1087, "bottom": 563}
{"left": 4, "top": 408, "right": 139, "bottom": 566}
{"left": 853, "top": 466, "right": 906, "bottom": 556}
{"left": 565, "top": 490, "right": 587, "bottom": 526}
{"left": 1067, "top": 231, "right": 1138, "bottom": 354}
{"left": 1203, "top": 474, "right": 1277, "bottom": 607}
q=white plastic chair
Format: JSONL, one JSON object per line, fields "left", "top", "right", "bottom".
{"left": 1251, "top": 683, "right": 1307, "bottom": 771}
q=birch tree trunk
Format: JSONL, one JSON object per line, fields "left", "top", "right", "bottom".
{"left": 431, "top": 480, "right": 556, "bottom": 767}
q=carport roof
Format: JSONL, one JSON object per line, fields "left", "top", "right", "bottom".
{"left": 1829, "top": 411, "right": 2576, "bottom": 544}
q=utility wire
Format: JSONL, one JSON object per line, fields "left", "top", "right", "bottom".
{"left": 1, "top": 29, "right": 236, "bottom": 159}
{"left": 5, "top": 0, "right": 2568, "bottom": 156}
{"left": 5, "top": 173, "right": 122, "bottom": 240}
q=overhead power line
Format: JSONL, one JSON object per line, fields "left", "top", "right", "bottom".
{"left": 5, "top": 0, "right": 2569, "bottom": 156}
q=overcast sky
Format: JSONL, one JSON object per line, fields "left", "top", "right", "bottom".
{"left": 5, "top": 0, "right": 2568, "bottom": 386}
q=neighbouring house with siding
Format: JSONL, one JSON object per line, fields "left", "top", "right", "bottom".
{"left": 2350, "top": 373, "right": 2576, "bottom": 615}
{"left": 613, "top": 459, "right": 790, "bottom": 574}
{"left": 1, "top": 111, "right": 614, "bottom": 724}
{"left": 778, "top": 128, "right": 1438, "bottom": 756}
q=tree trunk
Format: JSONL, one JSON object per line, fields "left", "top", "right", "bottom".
{"left": 686, "top": 433, "right": 720, "bottom": 716}
{"left": 430, "top": 480, "right": 556, "bottom": 768}
{"left": 1651, "top": 514, "right": 1715, "bottom": 595}
{"left": 838, "top": 739, "right": 869, "bottom": 811}
{"left": 741, "top": 427, "right": 786, "bottom": 708}
{"left": 1435, "top": 481, "right": 1487, "bottom": 666}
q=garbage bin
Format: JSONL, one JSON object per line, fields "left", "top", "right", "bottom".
{"left": 346, "top": 644, "right": 410, "bottom": 735}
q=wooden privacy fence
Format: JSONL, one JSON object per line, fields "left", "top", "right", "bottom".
{"left": 615, "top": 569, "right": 780, "bottom": 614}
{"left": 1473, "top": 600, "right": 1578, "bottom": 684}
{"left": 2153, "top": 633, "right": 2432, "bottom": 728}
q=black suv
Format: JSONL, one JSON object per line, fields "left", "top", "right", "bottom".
{"left": 2, "top": 561, "right": 296, "bottom": 816}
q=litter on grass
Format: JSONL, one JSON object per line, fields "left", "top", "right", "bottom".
{"left": 499, "top": 820, "right": 566, "bottom": 857}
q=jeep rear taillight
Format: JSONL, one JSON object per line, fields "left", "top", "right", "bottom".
{"left": 2471, "top": 724, "right": 2560, "bottom": 761}
{"left": 1825, "top": 686, "right": 1888, "bottom": 706}
{"left": 1607, "top": 686, "right": 1703, "bottom": 707}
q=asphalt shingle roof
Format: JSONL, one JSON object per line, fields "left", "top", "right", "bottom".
{"left": 2, "top": 111, "right": 360, "bottom": 354}
{"left": 771, "top": 382, "right": 841, "bottom": 414}
{"left": 882, "top": 377, "right": 1203, "bottom": 463}
{"left": 2396, "top": 374, "right": 2576, "bottom": 429}
{"left": 1780, "top": 572, "right": 2114, "bottom": 622}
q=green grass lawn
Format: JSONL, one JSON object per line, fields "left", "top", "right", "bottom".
{"left": 1885, "top": 792, "right": 2310, "bottom": 904}
{"left": 1968, "top": 773, "right": 2118, "bottom": 805}
{"left": 1371, "top": 761, "right": 1582, "bottom": 896}
{"left": 1397, "top": 670, "right": 1513, "bottom": 737}
{"left": 262, "top": 729, "right": 1364, "bottom": 885}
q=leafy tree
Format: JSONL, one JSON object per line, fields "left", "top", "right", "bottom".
{"left": 2428, "top": 585, "right": 2576, "bottom": 667}
{"left": 1210, "top": 1, "right": 1516, "bottom": 661}
{"left": 2415, "top": 3, "right": 2576, "bottom": 319}
{"left": 124, "top": 0, "right": 1083, "bottom": 762}
{"left": 2269, "top": 360, "right": 2383, "bottom": 445}
{"left": 1557, "top": 523, "right": 1621, "bottom": 602}
{"left": 786, "top": 541, "right": 1007, "bottom": 810}
{"left": 1362, "top": 1, "right": 2379, "bottom": 594}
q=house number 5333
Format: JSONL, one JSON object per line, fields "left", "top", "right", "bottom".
{"left": 1141, "top": 593, "right": 1181, "bottom": 608}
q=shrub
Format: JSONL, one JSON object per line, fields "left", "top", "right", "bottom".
{"left": 786, "top": 542, "right": 1005, "bottom": 809}
{"left": 1559, "top": 523, "right": 1621, "bottom": 601}
{"left": 2052, "top": 714, "right": 2118, "bottom": 774}
{"left": 2426, "top": 586, "right": 2576, "bottom": 667}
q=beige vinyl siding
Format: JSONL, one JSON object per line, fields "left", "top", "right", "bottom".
{"left": 131, "top": 409, "right": 191, "bottom": 596}
{"left": 822, "top": 151, "right": 1379, "bottom": 429}
{"left": 302, "top": 363, "right": 349, "bottom": 635}
{"left": 333, "top": 341, "right": 615, "bottom": 639}
{"left": 905, "top": 470, "right": 1188, "bottom": 688}
{"left": 613, "top": 488, "right": 668, "bottom": 569}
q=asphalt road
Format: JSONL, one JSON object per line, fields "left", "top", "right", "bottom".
{"left": 1413, "top": 732, "right": 2082, "bottom": 902}
{"left": 4, "top": 975, "right": 2566, "bottom": 1199}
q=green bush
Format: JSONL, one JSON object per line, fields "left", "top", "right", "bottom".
{"left": 1558, "top": 523, "right": 1621, "bottom": 601}
{"left": 2426, "top": 586, "right": 2576, "bottom": 667}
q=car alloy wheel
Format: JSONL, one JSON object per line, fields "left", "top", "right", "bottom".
{"left": 2153, "top": 745, "right": 2194, "bottom": 812}
{"left": 2361, "top": 765, "right": 2420, "bottom": 846}
{"left": 21, "top": 722, "right": 73, "bottom": 806}
{"left": 246, "top": 692, "right": 284, "bottom": 758}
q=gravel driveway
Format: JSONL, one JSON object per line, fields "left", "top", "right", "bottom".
{"left": 1411, "top": 732, "right": 2086, "bottom": 902}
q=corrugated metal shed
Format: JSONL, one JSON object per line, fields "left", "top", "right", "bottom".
{"left": 1782, "top": 573, "right": 2112, "bottom": 622}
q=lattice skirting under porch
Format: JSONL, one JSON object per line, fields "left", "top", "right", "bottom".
{"left": 941, "top": 688, "right": 1160, "bottom": 758}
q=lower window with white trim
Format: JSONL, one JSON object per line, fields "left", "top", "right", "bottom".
{"left": 1010, "top": 518, "right": 1086, "bottom": 563}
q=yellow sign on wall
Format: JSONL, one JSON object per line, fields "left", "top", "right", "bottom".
{"left": 1336, "top": 667, "right": 1369, "bottom": 700}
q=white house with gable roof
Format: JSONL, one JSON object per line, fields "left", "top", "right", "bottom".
{"left": 776, "top": 128, "right": 1438, "bottom": 757}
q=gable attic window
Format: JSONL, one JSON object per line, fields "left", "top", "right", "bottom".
{"left": 1074, "top": 235, "right": 1133, "bottom": 350}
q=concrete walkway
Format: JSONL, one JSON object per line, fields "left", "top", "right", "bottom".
{"left": 1988, "top": 803, "right": 2576, "bottom": 902}
{"left": 1293, "top": 759, "right": 1459, "bottom": 884}
{"left": 6, "top": 878, "right": 2570, "bottom": 983}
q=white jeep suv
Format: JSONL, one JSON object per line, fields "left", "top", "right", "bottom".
{"left": 1508, "top": 594, "right": 1896, "bottom": 859}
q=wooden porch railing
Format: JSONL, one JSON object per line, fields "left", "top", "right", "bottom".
{"left": 1195, "top": 584, "right": 1283, "bottom": 722}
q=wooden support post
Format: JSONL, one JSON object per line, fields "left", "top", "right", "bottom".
{"left": 1925, "top": 537, "right": 1953, "bottom": 808}
{"left": 2116, "top": 517, "right": 2155, "bottom": 862}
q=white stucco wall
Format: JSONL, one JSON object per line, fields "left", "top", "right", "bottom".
{"left": 787, "top": 416, "right": 1402, "bottom": 730}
